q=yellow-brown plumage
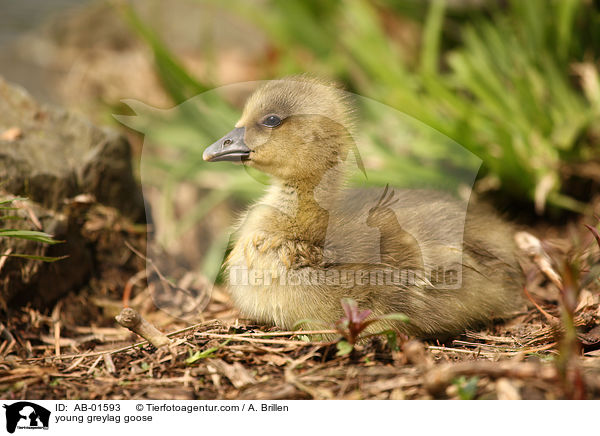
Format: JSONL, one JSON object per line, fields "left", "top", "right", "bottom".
{"left": 204, "top": 76, "right": 524, "bottom": 338}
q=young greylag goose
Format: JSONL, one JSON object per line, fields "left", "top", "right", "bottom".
{"left": 203, "top": 77, "right": 523, "bottom": 338}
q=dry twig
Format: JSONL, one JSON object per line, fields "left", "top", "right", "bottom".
{"left": 515, "top": 231, "right": 563, "bottom": 290}
{"left": 115, "top": 307, "right": 171, "bottom": 348}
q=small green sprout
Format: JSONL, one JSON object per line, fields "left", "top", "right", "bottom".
{"left": 335, "top": 298, "right": 409, "bottom": 356}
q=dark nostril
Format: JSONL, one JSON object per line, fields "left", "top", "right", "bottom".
{"left": 223, "top": 139, "right": 232, "bottom": 146}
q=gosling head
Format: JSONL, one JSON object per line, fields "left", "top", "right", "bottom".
{"left": 203, "top": 77, "right": 355, "bottom": 183}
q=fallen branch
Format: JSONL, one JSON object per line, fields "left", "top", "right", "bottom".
{"left": 115, "top": 307, "right": 171, "bottom": 348}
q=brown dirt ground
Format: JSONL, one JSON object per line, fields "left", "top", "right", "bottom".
{"left": 1, "top": 212, "right": 600, "bottom": 401}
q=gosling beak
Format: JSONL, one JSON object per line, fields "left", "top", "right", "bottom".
{"left": 203, "top": 127, "right": 251, "bottom": 162}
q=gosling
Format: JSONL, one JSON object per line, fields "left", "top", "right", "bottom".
{"left": 203, "top": 77, "right": 523, "bottom": 338}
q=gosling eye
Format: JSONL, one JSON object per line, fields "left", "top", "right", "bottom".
{"left": 260, "top": 114, "right": 282, "bottom": 128}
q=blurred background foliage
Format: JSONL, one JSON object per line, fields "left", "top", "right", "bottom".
{"left": 0, "top": 0, "right": 598, "bottom": 285}
{"left": 117, "top": 0, "right": 600, "bottom": 220}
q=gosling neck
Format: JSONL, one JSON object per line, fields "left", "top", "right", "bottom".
{"left": 266, "top": 164, "right": 345, "bottom": 242}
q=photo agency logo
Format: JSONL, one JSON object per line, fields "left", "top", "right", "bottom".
{"left": 2, "top": 402, "right": 51, "bottom": 433}
{"left": 114, "top": 78, "right": 481, "bottom": 321}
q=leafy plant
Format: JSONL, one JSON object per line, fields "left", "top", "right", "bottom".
{"left": 334, "top": 298, "right": 408, "bottom": 356}
{"left": 555, "top": 259, "right": 586, "bottom": 399}
{"left": 553, "top": 218, "right": 600, "bottom": 399}
{"left": 0, "top": 198, "right": 64, "bottom": 262}
{"left": 522, "top": 217, "right": 600, "bottom": 399}
{"left": 206, "top": 0, "right": 600, "bottom": 213}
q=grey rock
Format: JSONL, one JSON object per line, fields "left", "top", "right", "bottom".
{"left": 0, "top": 76, "right": 144, "bottom": 309}
{"left": 0, "top": 76, "right": 144, "bottom": 219}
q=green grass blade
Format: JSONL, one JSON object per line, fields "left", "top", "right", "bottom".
{"left": 0, "top": 229, "right": 62, "bottom": 245}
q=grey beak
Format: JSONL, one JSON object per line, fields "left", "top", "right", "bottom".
{"left": 203, "top": 127, "right": 251, "bottom": 162}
